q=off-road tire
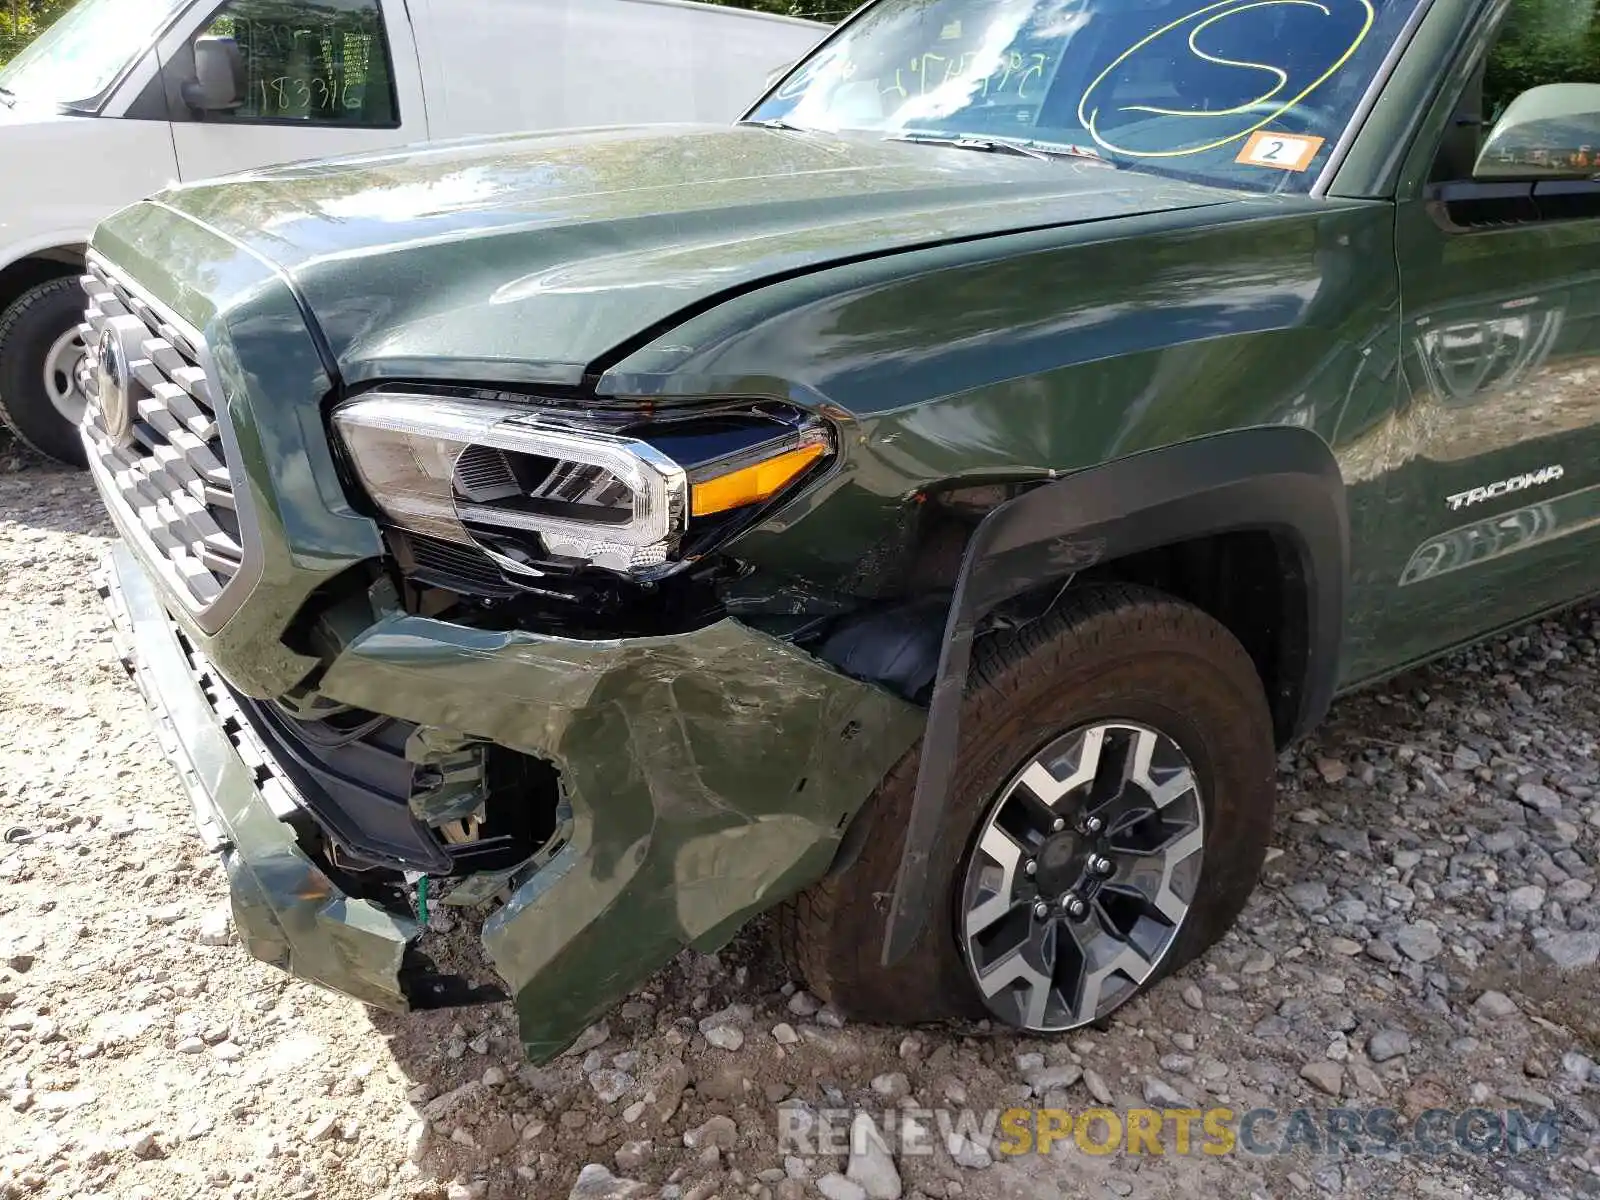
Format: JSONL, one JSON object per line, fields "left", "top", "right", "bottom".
{"left": 777, "top": 583, "right": 1278, "bottom": 1027}
{"left": 0, "top": 277, "right": 90, "bottom": 467}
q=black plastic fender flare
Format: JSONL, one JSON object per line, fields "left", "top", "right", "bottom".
{"left": 880, "top": 425, "right": 1349, "bottom": 966}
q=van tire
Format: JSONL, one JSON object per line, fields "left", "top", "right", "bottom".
{"left": 0, "top": 277, "right": 91, "bottom": 467}
{"left": 776, "top": 583, "right": 1277, "bottom": 1030}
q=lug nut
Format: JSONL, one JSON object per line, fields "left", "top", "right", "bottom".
{"left": 1089, "top": 854, "right": 1114, "bottom": 876}
{"left": 1024, "top": 859, "right": 1037, "bottom": 877}
{"left": 1033, "top": 901, "right": 1050, "bottom": 919}
{"left": 1061, "top": 892, "right": 1087, "bottom": 918}
{"left": 1051, "top": 817, "right": 1066, "bottom": 832}
{"left": 1081, "top": 816, "right": 1104, "bottom": 835}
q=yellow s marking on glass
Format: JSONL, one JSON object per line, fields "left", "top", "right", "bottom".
{"left": 1076, "top": 0, "right": 1374, "bottom": 160}
{"left": 1119, "top": 1, "right": 1315, "bottom": 118}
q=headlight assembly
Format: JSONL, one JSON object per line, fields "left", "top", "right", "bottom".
{"left": 331, "top": 393, "right": 832, "bottom": 580}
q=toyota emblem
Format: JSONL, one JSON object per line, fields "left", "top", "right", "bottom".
{"left": 95, "top": 325, "right": 135, "bottom": 447}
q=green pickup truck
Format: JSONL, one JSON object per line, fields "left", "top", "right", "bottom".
{"left": 82, "top": 0, "right": 1600, "bottom": 1060}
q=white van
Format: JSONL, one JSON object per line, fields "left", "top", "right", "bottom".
{"left": 0, "top": 0, "right": 824, "bottom": 463}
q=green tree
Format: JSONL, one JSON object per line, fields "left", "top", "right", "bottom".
{"left": 1484, "top": 0, "right": 1600, "bottom": 117}
{"left": 697, "top": 0, "right": 859, "bottom": 22}
{"left": 1, "top": 0, "right": 78, "bottom": 68}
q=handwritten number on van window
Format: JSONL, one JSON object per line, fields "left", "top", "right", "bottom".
{"left": 207, "top": 6, "right": 382, "bottom": 121}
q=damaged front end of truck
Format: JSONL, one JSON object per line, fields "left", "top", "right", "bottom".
{"left": 79, "top": 197, "right": 928, "bottom": 1061}
{"left": 97, "top": 542, "right": 919, "bottom": 1060}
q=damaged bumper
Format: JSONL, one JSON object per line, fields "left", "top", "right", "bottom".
{"left": 99, "top": 544, "right": 920, "bottom": 1060}
{"left": 98, "top": 544, "right": 426, "bottom": 1010}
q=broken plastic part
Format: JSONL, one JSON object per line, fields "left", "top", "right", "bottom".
{"left": 100, "top": 547, "right": 510, "bottom": 1011}
{"left": 717, "top": 572, "right": 862, "bottom": 619}
{"left": 440, "top": 864, "right": 524, "bottom": 907}
{"left": 317, "top": 611, "right": 923, "bottom": 1061}
{"left": 403, "top": 725, "right": 489, "bottom": 827}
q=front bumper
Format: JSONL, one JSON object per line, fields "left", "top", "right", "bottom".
{"left": 99, "top": 544, "right": 921, "bottom": 1060}
{"left": 98, "top": 544, "right": 428, "bottom": 1010}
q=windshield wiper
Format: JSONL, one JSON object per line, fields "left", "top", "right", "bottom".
{"left": 889, "top": 131, "right": 1116, "bottom": 166}
{"left": 739, "top": 117, "right": 811, "bottom": 133}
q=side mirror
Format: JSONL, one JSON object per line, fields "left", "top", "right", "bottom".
{"left": 1475, "top": 82, "right": 1600, "bottom": 180}
{"left": 181, "top": 35, "right": 245, "bottom": 113}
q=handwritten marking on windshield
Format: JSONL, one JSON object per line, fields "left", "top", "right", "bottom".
{"left": 1118, "top": 0, "right": 1319, "bottom": 119}
{"left": 776, "top": 42, "right": 1054, "bottom": 107}
{"left": 880, "top": 48, "right": 1052, "bottom": 102}
{"left": 1076, "top": 0, "right": 1374, "bottom": 160}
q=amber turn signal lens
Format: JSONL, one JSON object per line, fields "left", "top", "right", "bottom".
{"left": 690, "top": 442, "right": 827, "bottom": 518}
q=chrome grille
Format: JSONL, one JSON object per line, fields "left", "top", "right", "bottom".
{"left": 80, "top": 255, "right": 243, "bottom": 608}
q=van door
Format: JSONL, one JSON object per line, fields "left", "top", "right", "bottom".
{"left": 154, "top": 0, "right": 427, "bottom": 182}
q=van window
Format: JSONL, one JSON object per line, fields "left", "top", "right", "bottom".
{"left": 192, "top": 0, "right": 396, "bottom": 125}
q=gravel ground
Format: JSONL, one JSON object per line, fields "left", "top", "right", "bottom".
{"left": 3, "top": 447, "right": 1600, "bottom": 1200}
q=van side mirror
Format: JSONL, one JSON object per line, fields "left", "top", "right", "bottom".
{"left": 1474, "top": 82, "right": 1600, "bottom": 180}
{"left": 182, "top": 36, "right": 245, "bottom": 113}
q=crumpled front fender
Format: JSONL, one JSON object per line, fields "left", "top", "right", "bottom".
{"left": 318, "top": 614, "right": 922, "bottom": 1061}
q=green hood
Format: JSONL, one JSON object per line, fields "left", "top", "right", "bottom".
{"left": 155, "top": 124, "right": 1240, "bottom": 387}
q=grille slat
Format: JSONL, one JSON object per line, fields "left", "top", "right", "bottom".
{"left": 130, "top": 359, "right": 165, "bottom": 392}
{"left": 88, "top": 290, "right": 128, "bottom": 319}
{"left": 170, "top": 365, "right": 213, "bottom": 406}
{"left": 143, "top": 338, "right": 187, "bottom": 377}
{"left": 138, "top": 389, "right": 221, "bottom": 452}
{"left": 82, "top": 257, "right": 238, "bottom": 611}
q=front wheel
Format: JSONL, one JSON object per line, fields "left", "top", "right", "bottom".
{"left": 0, "top": 277, "right": 92, "bottom": 467}
{"left": 778, "top": 583, "right": 1278, "bottom": 1033}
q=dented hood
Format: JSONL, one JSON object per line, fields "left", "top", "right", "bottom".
{"left": 152, "top": 123, "right": 1237, "bottom": 387}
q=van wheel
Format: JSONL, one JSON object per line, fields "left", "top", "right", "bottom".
{"left": 777, "top": 584, "right": 1277, "bottom": 1032}
{"left": 0, "top": 277, "right": 91, "bottom": 467}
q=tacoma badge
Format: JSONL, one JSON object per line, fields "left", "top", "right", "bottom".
{"left": 1446, "top": 465, "right": 1564, "bottom": 511}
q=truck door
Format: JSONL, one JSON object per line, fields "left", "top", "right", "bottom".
{"left": 152, "top": 0, "right": 427, "bottom": 182}
{"left": 1371, "top": 0, "right": 1600, "bottom": 672}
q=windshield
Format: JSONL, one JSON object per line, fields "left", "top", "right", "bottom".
{"left": 750, "top": 0, "right": 1424, "bottom": 192}
{"left": 0, "top": 0, "right": 184, "bottom": 106}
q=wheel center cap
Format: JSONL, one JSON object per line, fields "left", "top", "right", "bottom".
{"left": 1034, "top": 833, "right": 1086, "bottom": 895}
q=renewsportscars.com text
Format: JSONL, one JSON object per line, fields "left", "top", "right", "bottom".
{"left": 778, "top": 1104, "right": 1562, "bottom": 1159}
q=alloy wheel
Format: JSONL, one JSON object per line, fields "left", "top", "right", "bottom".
{"left": 958, "top": 720, "right": 1205, "bottom": 1031}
